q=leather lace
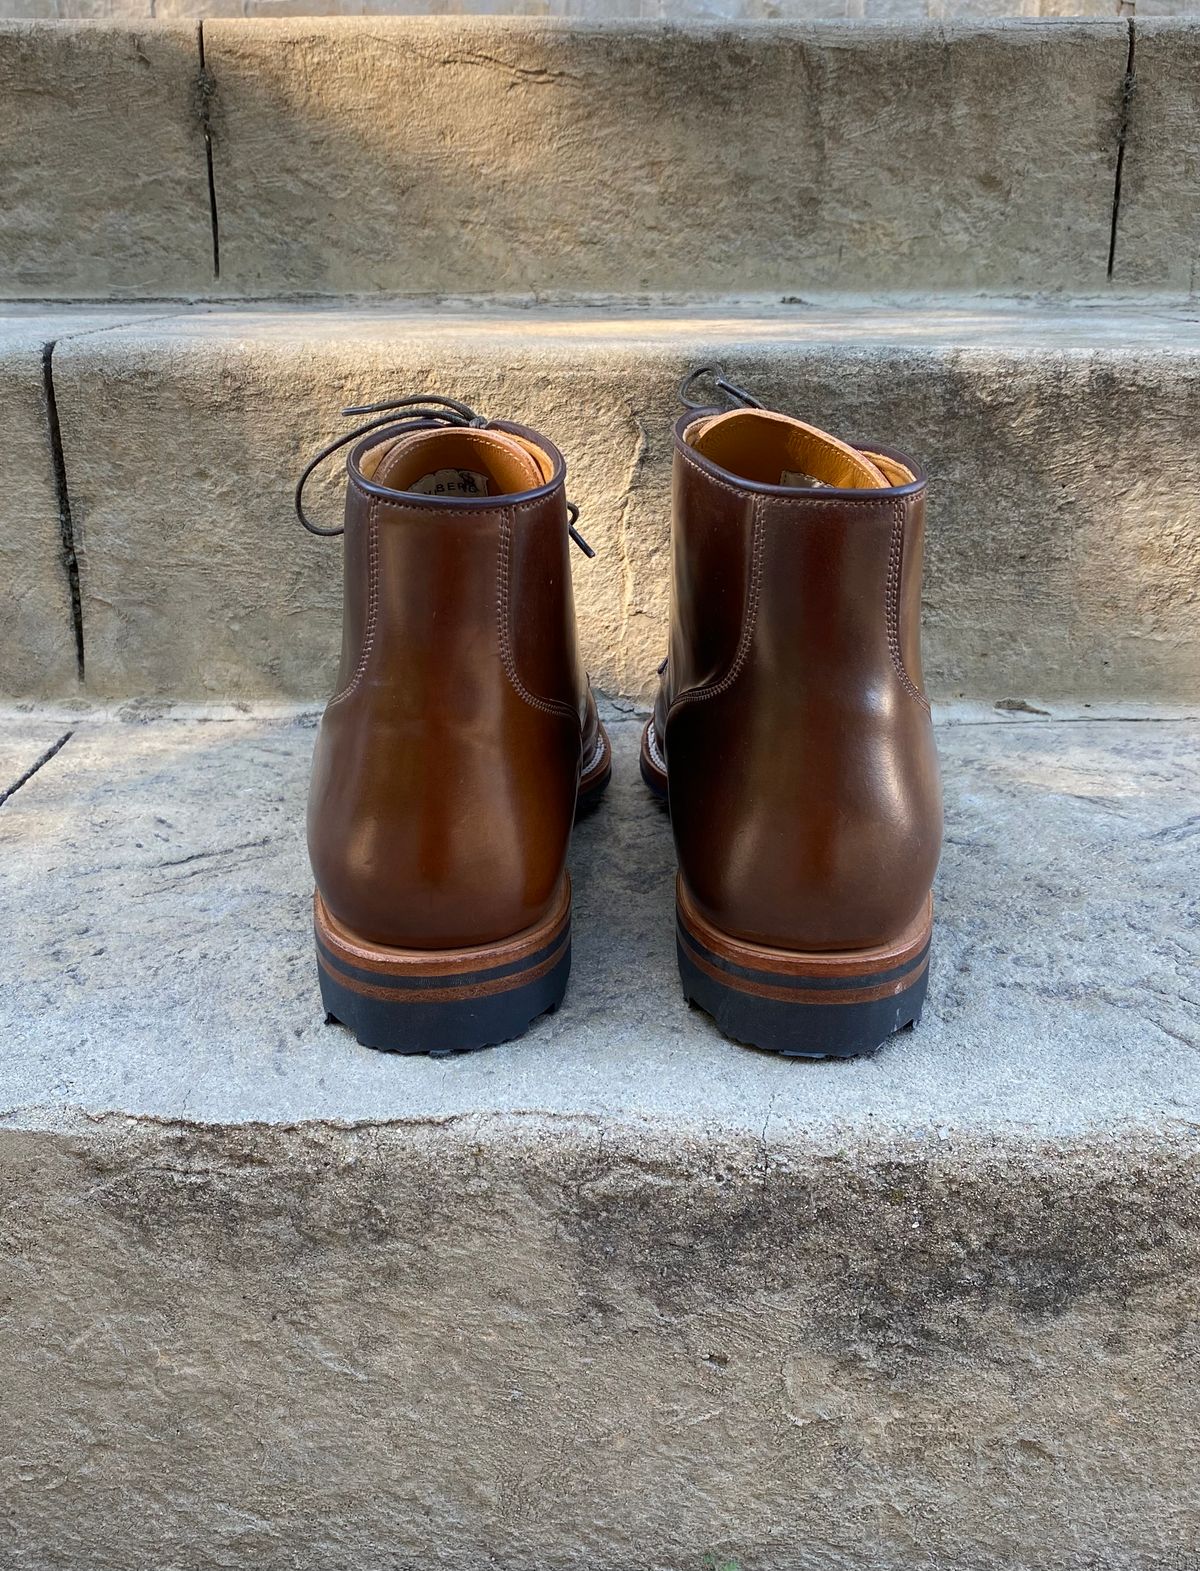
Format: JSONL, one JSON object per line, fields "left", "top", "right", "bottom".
{"left": 295, "top": 392, "right": 593, "bottom": 556}
{"left": 678, "top": 364, "right": 766, "bottom": 412}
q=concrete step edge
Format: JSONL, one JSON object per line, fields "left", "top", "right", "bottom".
{"left": 1, "top": 703, "right": 1197, "bottom": 1565}
{"left": 1, "top": 703, "right": 1197, "bottom": 1138}
{"left": 4, "top": 299, "right": 1198, "bottom": 705}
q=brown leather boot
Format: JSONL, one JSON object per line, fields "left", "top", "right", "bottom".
{"left": 298, "top": 394, "right": 610, "bottom": 1055}
{"left": 641, "top": 370, "right": 941, "bottom": 1059}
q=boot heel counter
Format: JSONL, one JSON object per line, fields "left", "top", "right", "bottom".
{"left": 667, "top": 681, "right": 939, "bottom": 953}
{"left": 308, "top": 495, "right": 582, "bottom": 951}
{"left": 666, "top": 492, "right": 941, "bottom": 953}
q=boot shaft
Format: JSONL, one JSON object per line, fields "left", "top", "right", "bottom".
{"left": 661, "top": 405, "right": 942, "bottom": 954}
{"left": 330, "top": 421, "right": 585, "bottom": 724}
{"left": 308, "top": 417, "right": 595, "bottom": 952}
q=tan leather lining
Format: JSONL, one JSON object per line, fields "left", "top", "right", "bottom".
{"left": 861, "top": 450, "right": 916, "bottom": 486}
{"left": 687, "top": 409, "right": 899, "bottom": 490}
{"left": 363, "top": 427, "right": 551, "bottom": 496}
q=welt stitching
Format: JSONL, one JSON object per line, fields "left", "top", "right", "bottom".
{"left": 669, "top": 497, "right": 766, "bottom": 712}
{"left": 644, "top": 714, "right": 667, "bottom": 771}
{"left": 327, "top": 498, "right": 379, "bottom": 709}
{"left": 497, "top": 509, "right": 581, "bottom": 725}
{"left": 885, "top": 497, "right": 930, "bottom": 712}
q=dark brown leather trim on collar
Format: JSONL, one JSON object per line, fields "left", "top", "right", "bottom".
{"left": 673, "top": 409, "right": 927, "bottom": 501}
{"left": 349, "top": 418, "right": 567, "bottom": 510}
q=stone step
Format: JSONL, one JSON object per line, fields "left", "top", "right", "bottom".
{"left": 4, "top": 298, "right": 1199, "bottom": 704}
{"left": 3, "top": 16, "right": 1196, "bottom": 298}
{"left": 0, "top": 700, "right": 1197, "bottom": 1568}
{"left": 7, "top": 0, "right": 1200, "bottom": 19}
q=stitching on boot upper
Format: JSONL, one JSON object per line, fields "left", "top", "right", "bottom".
{"left": 668, "top": 496, "right": 765, "bottom": 714}
{"left": 885, "top": 497, "right": 931, "bottom": 712}
{"left": 326, "top": 498, "right": 379, "bottom": 709}
{"left": 497, "top": 509, "right": 582, "bottom": 727}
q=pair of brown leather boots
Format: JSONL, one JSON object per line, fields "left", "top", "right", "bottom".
{"left": 300, "top": 371, "right": 941, "bottom": 1062}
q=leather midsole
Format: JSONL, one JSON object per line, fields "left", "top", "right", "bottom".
{"left": 314, "top": 873, "right": 571, "bottom": 1000}
{"left": 581, "top": 722, "right": 612, "bottom": 789}
{"left": 317, "top": 929, "right": 570, "bottom": 1005}
{"left": 676, "top": 877, "right": 933, "bottom": 1003}
{"left": 642, "top": 714, "right": 667, "bottom": 776}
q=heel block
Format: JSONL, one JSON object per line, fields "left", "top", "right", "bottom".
{"left": 315, "top": 879, "right": 572, "bottom": 1056}
{"left": 676, "top": 881, "right": 932, "bottom": 1060}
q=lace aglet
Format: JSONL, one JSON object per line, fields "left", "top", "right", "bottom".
{"left": 565, "top": 502, "right": 595, "bottom": 559}
{"left": 678, "top": 363, "right": 764, "bottom": 412}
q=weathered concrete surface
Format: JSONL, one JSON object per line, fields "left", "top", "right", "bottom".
{"left": 1, "top": 704, "right": 1198, "bottom": 1128}
{"left": 203, "top": 17, "right": 1126, "bottom": 296}
{"left": 0, "top": 323, "right": 76, "bottom": 697}
{"left": 0, "top": 717, "right": 71, "bottom": 796}
{"left": 0, "top": 308, "right": 196, "bottom": 700}
{"left": 2, "top": 1121, "right": 1199, "bottom": 1571}
{"left": 47, "top": 300, "right": 1200, "bottom": 703}
{"left": 1115, "top": 20, "right": 1200, "bottom": 293}
{"left": 0, "top": 707, "right": 1198, "bottom": 1568}
{"left": 18, "top": 15, "right": 1200, "bottom": 299}
{"left": 0, "top": 312, "right": 159, "bottom": 699}
{"left": 0, "top": 0, "right": 1179, "bottom": 18}
{"left": 0, "top": 22, "right": 215, "bottom": 299}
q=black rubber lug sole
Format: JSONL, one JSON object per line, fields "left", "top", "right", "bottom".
{"left": 678, "top": 938, "right": 929, "bottom": 1059}
{"left": 320, "top": 943, "right": 571, "bottom": 1057}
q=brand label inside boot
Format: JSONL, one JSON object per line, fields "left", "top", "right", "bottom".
{"left": 410, "top": 468, "right": 492, "bottom": 499}
{"left": 780, "top": 469, "right": 828, "bottom": 489}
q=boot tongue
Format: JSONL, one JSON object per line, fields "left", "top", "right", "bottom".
{"left": 689, "top": 407, "right": 891, "bottom": 490}
{"left": 369, "top": 426, "right": 546, "bottom": 499}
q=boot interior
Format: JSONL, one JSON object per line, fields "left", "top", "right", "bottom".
{"left": 360, "top": 425, "right": 555, "bottom": 500}
{"left": 687, "top": 407, "right": 914, "bottom": 490}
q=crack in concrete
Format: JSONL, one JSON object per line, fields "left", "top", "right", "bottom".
{"left": 0, "top": 730, "right": 73, "bottom": 809}
{"left": 432, "top": 51, "right": 584, "bottom": 88}
{"left": 153, "top": 834, "right": 274, "bottom": 871}
{"left": 197, "top": 22, "right": 221, "bottom": 282}
{"left": 40, "top": 342, "right": 84, "bottom": 682}
{"left": 757, "top": 1090, "right": 780, "bottom": 1183}
{"left": 1107, "top": 17, "right": 1136, "bottom": 280}
{"left": 26, "top": 311, "right": 193, "bottom": 696}
{"left": 0, "top": 703, "right": 1197, "bottom": 734}
{"left": 956, "top": 713, "right": 1200, "bottom": 727}
{"left": 12, "top": 312, "right": 187, "bottom": 337}
{"left": 13, "top": 1106, "right": 1200, "bottom": 1158}
{"left": 994, "top": 698, "right": 1051, "bottom": 717}
{"left": 73, "top": 1106, "right": 616, "bottom": 1138}
{"left": 1148, "top": 813, "right": 1200, "bottom": 845}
